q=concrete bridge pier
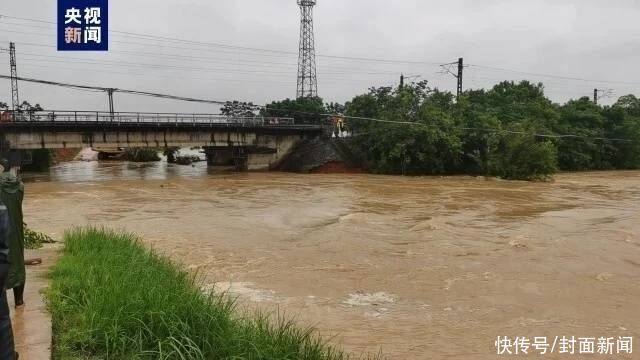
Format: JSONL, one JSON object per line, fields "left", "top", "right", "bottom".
{"left": 204, "top": 147, "right": 248, "bottom": 171}
{"left": 0, "top": 149, "right": 34, "bottom": 169}
{"left": 204, "top": 147, "right": 234, "bottom": 166}
{"left": 203, "top": 145, "right": 280, "bottom": 171}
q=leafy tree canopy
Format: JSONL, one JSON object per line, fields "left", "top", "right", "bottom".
{"left": 325, "top": 81, "right": 638, "bottom": 180}
{"left": 261, "top": 96, "right": 326, "bottom": 124}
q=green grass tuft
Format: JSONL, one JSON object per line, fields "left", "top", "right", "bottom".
{"left": 47, "top": 228, "right": 358, "bottom": 360}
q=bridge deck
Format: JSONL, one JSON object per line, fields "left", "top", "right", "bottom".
{"left": 0, "top": 111, "right": 323, "bottom": 134}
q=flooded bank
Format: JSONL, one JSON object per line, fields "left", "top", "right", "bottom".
{"left": 22, "top": 162, "right": 640, "bottom": 359}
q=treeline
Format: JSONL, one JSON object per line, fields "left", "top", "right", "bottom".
{"left": 264, "top": 81, "right": 640, "bottom": 180}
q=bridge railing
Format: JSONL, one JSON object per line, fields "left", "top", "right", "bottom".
{"left": 4, "top": 110, "right": 296, "bottom": 127}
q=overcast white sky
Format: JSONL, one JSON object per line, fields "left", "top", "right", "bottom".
{"left": 1, "top": 0, "right": 639, "bottom": 113}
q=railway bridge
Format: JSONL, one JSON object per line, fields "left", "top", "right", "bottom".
{"left": 0, "top": 111, "right": 324, "bottom": 170}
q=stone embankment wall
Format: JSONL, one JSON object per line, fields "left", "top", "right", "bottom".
{"left": 276, "top": 137, "right": 361, "bottom": 173}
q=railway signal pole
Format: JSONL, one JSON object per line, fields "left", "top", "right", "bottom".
{"left": 440, "top": 57, "right": 464, "bottom": 101}
{"left": 593, "top": 88, "right": 613, "bottom": 106}
{"left": 457, "top": 57, "right": 463, "bottom": 99}
{"left": 9, "top": 42, "right": 19, "bottom": 116}
{"left": 107, "top": 88, "right": 115, "bottom": 118}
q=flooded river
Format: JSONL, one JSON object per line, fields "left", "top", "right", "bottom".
{"left": 22, "top": 162, "right": 640, "bottom": 359}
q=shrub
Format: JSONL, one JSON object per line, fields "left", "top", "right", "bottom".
{"left": 24, "top": 225, "right": 55, "bottom": 249}
{"left": 488, "top": 133, "right": 557, "bottom": 181}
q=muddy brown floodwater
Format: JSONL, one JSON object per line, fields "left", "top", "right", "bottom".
{"left": 22, "top": 162, "right": 640, "bottom": 359}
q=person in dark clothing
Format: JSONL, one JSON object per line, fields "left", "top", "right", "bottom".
{"left": 0, "top": 161, "right": 24, "bottom": 309}
{"left": 0, "top": 196, "right": 18, "bottom": 359}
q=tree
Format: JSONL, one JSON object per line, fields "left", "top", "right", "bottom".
{"left": 261, "top": 97, "right": 325, "bottom": 124}
{"left": 603, "top": 102, "right": 640, "bottom": 169}
{"left": 262, "top": 79, "right": 640, "bottom": 181}
{"left": 452, "top": 82, "right": 558, "bottom": 177}
{"left": 220, "top": 101, "right": 260, "bottom": 118}
{"left": 345, "top": 81, "right": 462, "bottom": 175}
{"left": 616, "top": 116, "right": 640, "bottom": 168}
{"left": 18, "top": 101, "right": 43, "bottom": 114}
{"left": 613, "top": 94, "right": 640, "bottom": 116}
{"left": 325, "top": 102, "right": 345, "bottom": 114}
{"left": 555, "top": 97, "right": 611, "bottom": 170}
{"left": 487, "top": 124, "right": 557, "bottom": 181}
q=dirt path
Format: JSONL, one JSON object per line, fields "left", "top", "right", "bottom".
{"left": 9, "top": 244, "right": 59, "bottom": 359}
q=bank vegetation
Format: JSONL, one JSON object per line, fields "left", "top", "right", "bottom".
{"left": 47, "top": 228, "right": 356, "bottom": 360}
{"left": 264, "top": 81, "right": 640, "bottom": 181}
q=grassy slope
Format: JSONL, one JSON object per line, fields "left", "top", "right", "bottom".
{"left": 47, "top": 228, "right": 351, "bottom": 360}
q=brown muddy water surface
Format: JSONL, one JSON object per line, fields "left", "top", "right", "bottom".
{"left": 22, "top": 162, "right": 640, "bottom": 359}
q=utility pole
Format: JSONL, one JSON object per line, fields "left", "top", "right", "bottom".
{"left": 440, "top": 57, "right": 464, "bottom": 101}
{"left": 107, "top": 88, "right": 115, "bottom": 118}
{"left": 9, "top": 42, "right": 19, "bottom": 117}
{"left": 593, "top": 88, "right": 613, "bottom": 106}
{"left": 457, "top": 57, "right": 464, "bottom": 99}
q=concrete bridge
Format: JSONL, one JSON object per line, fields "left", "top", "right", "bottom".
{"left": 0, "top": 111, "right": 324, "bottom": 170}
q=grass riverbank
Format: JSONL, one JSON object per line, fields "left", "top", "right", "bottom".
{"left": 46, "top": 228, "right": 351, "bottom": 359}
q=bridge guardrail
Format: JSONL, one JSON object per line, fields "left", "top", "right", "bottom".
{"left": 2, "top": 111, "right": 297, "bottom": 127}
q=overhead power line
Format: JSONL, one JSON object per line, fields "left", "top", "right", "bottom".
{"left": 16, "top": 61, "right": 399, "bottom": 88}
{"left": 1, "top": 25, "right": 634, "bottom": 103}
{"left": 0, "top": 34, "right": 437, "bottom": 78}
{"left": 327, "top": 115, "right": 635, "bottom": 143}
{"left": 4, "top": 14, "right": 636, "bottom": 97}
{"left": 14, "top": 52, "right": 411, "bottom": 77}
{"left": 470, "top": 64, "right": 640, "bottom": 86}
{"left": 0, "top": 14, "right": 446, "bottom": 66}
{"left": 0, "top": 36, "right": 435, "bottom": 79}
{"left": 0, "top": 14, "right": 296, "bottom": 55}
{"left": 3, "top": 13, "right": 637, "bottom": 86}
{"left": 0, "top": 74, "right": 227, "bottom": 105}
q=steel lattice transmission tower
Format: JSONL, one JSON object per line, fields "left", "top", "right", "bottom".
{"left": 296, "top": 0, "right": 318, "bottom": 99}
{"left": 9, "top": 42, "right": 19, "bottom": 113}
